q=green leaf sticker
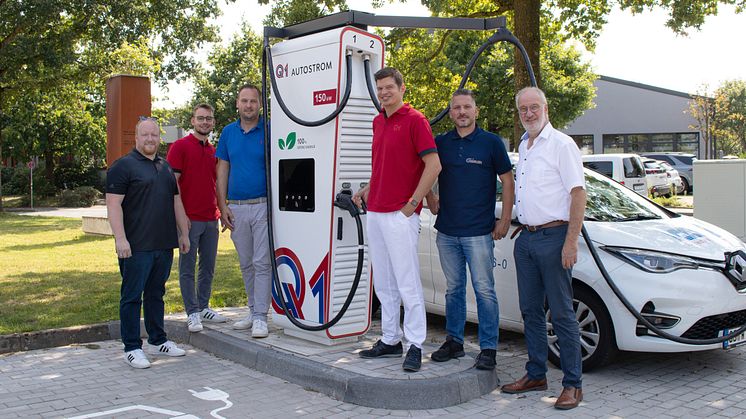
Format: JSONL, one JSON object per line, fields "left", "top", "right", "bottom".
{"left": 278, "top": 137, "right": 285, "bottom": 150}
{"left": 286, "top": 132, "right": 296, "bottom": 149}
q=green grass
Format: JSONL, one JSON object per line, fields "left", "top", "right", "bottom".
{"left": 0, "top": 212, "right": 246, "bottom": 335}
{"left": 651, "top": 195, "right": 692, "bottom": 208}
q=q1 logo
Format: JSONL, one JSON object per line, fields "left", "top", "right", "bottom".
{"left": 271, "top": 248, "right": 329, "bottom": 324}
{"left": 275, "top": 63, "right": 288, "bottom": 79}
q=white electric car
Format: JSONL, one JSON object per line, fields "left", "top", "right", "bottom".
{"left": 417, "top": 160, "right": 746, "bottom": 371}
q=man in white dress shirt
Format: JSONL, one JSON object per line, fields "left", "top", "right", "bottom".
{"left": 500, "top": 87, "right": 587, "bottom": 410}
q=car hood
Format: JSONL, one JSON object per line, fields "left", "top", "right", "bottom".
{"left": 587, "top": 216, "right": 745, "bottom": 261}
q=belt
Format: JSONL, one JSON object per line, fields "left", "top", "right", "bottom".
{"left": 510, "top": 220, "right": 569, "bottom": 239}
{"left": 227, "top": 197, "right": 267, "bottom": 205}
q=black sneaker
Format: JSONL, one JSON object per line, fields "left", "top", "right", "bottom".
{"left": 402, "top": 345, "right": 422, "bottom": 372}
{"left": 474, "top": 349, "right": 497, "bottom": 370}
{"left": 430, "top": 336, "right": 465, "bottom": 362}
{"left": 359, "top": 340, "right": 403, "bottom": 358}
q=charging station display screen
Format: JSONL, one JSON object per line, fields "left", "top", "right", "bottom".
{"left": 279, "top": 158, "right": 315, "bottom": 212}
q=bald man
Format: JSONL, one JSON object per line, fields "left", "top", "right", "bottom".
{"left": 106, "top": 117, "right": 190, "bottom": 369}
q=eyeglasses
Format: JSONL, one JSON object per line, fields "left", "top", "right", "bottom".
{"left": 194, "top": 116, "right": 215, "bottom": 122}
{"left": 518, "top": 104, "right": 543, "bottom": 116}
{"left": 138, "top": 116, "right": 159, "bottom": 121}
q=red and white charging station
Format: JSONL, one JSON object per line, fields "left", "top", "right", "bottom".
{"left": 268, "top": 27, "right": 384, "bottom": 344}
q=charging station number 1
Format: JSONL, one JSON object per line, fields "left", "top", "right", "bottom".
{"left": 352, "top": 35, "right": 375, "bottom": 49}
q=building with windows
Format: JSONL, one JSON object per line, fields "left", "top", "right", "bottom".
{"left": 563, "top": 76, "right": 701, "bottom": 157}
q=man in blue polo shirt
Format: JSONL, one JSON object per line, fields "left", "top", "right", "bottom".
{"left": 216, "top": 84, "right": 271, "bottom": 338}
{"left": 428, "top": 89, "right": 515, "bottom": 370}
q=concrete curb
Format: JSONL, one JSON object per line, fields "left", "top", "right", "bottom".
{"left": 2, "top": 320, "right": 498, "bottom": 409}
{"left": 0, "top": 323, "right": 111, "bottom": 354}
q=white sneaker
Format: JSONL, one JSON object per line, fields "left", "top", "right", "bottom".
{"left": 200, "top": 308, "right": 228, "bottom": 323}
{"left": 232, "top": 314, "right": 253, "bottom": 330}
{"left": 149, "top": 340, "right": 186, "bottom": 357}
{"left": 187, "top": 312, "right": 203, "bottom": 332}
{"left": 124, "top": 349, "right": 150, "bottom": 369}
{"left": 252, "top": 319, "right": 269, "bottom": 338}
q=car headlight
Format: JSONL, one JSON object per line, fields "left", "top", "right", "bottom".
{"left": 604, "top": 247, "right": 699, "bottom": 273}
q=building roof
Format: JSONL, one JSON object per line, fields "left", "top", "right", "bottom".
{"left": 599, "top": 75, "right": 694, "bottom": 99}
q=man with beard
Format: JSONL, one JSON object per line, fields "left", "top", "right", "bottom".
{"left": 427, "top": 89, "right": 514, "bottom": 371}
{"left": 106, "top": 117, "right": 190, "bottom": 369}
{"left": 216, "top": 84, "right": 271, "bottom": 339}
{"left": 167, "top": 103, "right": 227, "bottom": 333}
{"left": 500, "top": 87, "right": 586, "bottom": 410}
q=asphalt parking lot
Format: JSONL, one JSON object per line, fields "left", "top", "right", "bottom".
{"left": 3, "top": 316, "right": 746, "bottom": 419}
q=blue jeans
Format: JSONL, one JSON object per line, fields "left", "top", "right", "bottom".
{"left": 513, "top": 224, "right": 582, "bottom": 388}
{"left": 436, "top": 232, "right": 499, "bottom": 350}
{"left": 119, "top": 250, "right": 173, "bottom": 352}
{"left": 179, "top": 220, "right": 219, "bottom": 315}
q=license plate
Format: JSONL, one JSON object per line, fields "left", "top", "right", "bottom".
{"left": 633, "top": 183, "right": 645, "bottom": 192}
{"left": 721, "top": 327, "right": 746, "bottom": 349}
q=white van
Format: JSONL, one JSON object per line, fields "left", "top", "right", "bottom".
{"left": 582, "top": 153, "right": 647, "bottom": 196}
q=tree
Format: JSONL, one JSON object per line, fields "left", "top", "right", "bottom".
{"left": 714, "top": 80, "right": 746, "bottom": 155}
{"left": 188, "top": 23, "right": 264, "bottom": 137}
{"left": 689, "top": 80, "right": 746, "bottom": 157}
{"left": 0, "top": 0, "right": 228, "bottom": 207}
{"left": 259, "top": 0, "right": 350, "bottom": 27}
{"left": 423, "top": 0, "right": 744, "bottom": 144}
{"left": 689, "top": 86, "right": 716, "bottom": 158}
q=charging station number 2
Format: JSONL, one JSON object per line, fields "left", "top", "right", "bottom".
{"left": 351, "top": 35, "right": 375, "bottom": 49}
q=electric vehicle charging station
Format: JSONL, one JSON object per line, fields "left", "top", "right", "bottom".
{"left": 267, "top": 27, "right": 384, "bottom": 344}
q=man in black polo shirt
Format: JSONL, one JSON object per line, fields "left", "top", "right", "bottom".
{"left": 428, "top": 89, "right": 515, "bottom": 370}
{"left": 106, "top": 117, "right": 191, "bottom": 369}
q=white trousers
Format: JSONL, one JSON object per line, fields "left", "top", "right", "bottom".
{"left": 366, "top": 211, "right": 426, "bottom": 348}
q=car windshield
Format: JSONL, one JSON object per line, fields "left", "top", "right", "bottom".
{"left": 584, "top": 169, "right": 668, "bottom": 222}
{"left": 675, "top": 155, "right": 695, "bottom": 165}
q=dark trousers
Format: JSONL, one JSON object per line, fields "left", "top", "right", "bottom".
{"left": 119, "top": 250, "right": 173, "bottom": 352}
{"left": 513, "top": 224, "right": 582, "bottom": 388}
{"left": 179, "top": 220, "right": 219, "bottom": 315}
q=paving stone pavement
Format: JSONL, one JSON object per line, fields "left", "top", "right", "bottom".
{"left": 4, "top": 312, "right": 746, "bottom": 418}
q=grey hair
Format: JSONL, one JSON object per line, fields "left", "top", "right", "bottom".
{"left": 515, "top": 86, "right": 547, "bottom": 108}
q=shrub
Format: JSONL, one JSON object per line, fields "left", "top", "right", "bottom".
{"left": 7, "top": 167, "right": 56, "bottom": 196}
{"left": 54, "top": 161, "right": 103, "bottom": 191}
{"left": 57, "top": 186, "right": 102, "bottom": 207}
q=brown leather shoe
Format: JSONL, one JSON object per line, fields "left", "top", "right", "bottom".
{"left": 554, "top": 387, "right": 583, "bottom": 410}
{"left": 500, "top": 374, "right": 548, "bottom": 394}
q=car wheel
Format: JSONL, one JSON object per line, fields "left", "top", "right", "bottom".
{"left": 546, "top": 285, "right": 618, "bottom": 372}
{"left": 681, "top": 178, "right": 690, "bottom": 194}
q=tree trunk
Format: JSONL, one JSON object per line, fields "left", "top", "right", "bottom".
{"left": 512, "top": 0, "right": 541, "bottom": 151}
{"left": 42, "top": 132, "right": 56, "bottom": 192}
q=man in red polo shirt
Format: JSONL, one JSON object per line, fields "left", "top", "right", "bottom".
{"left": 353, "top": 67, "right": 441, "bottom": 372}
{"left": 167, "top": 103, "right": 227, "bottom": 333}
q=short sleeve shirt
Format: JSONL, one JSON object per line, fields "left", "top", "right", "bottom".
{"left": 434, "top": 126, "right": 512, "bottom": 237}
{"left": 106, "top": 149, "right": 179, "bottom": 252}
{"left": 515, "top": 122, "right": 585, "bottom": 226}
{"left": 367, "top": 104, "right": 437, "bottom": 213}
{"left": 215, "top": 118, "right": 267, "bottom": 200}
{"left": 166, "top": 133, "right": 220, "bottom": 221}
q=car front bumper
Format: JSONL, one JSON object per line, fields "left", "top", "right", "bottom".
{"left": 595, "top": 255, "right": 746, "bottom": 353}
